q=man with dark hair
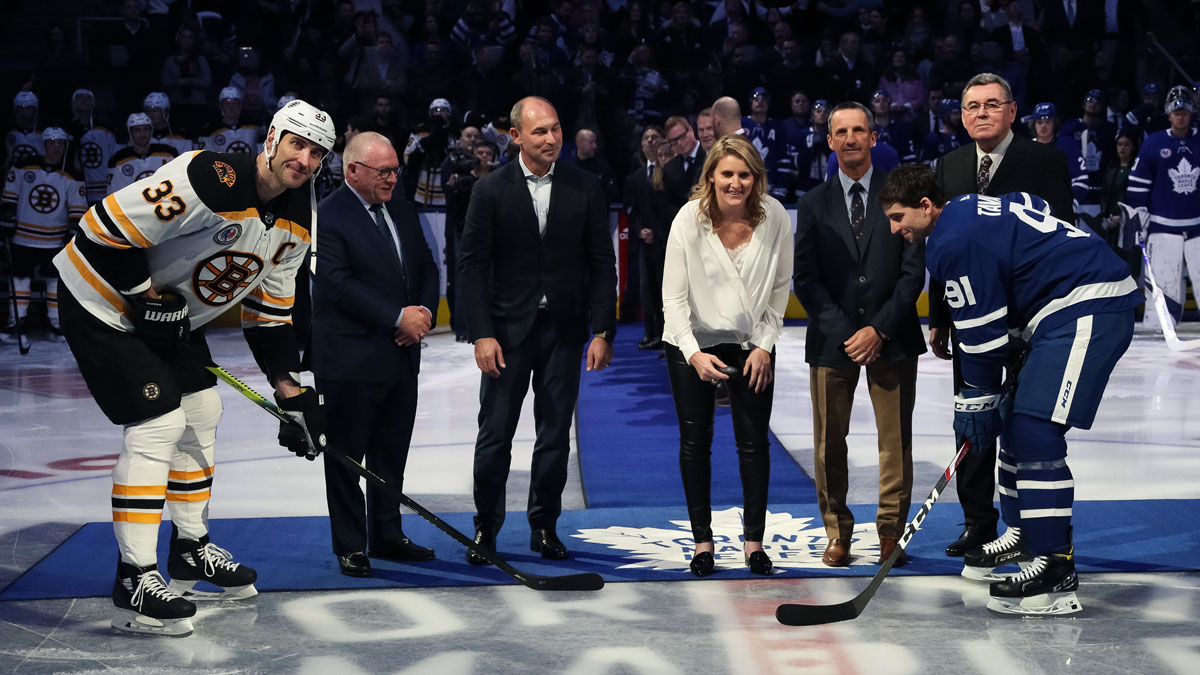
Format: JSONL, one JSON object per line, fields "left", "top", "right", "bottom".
{"left": 459, "top": 96, "right": 616, "bottom": 564}
{"left": 794, "top": 101, "right": 926, "bottom": 568}
{"left": 928, "top": 73, "right": 1075, "bottom": 559}
{"left": 880, "top": 163, "right": 1139, "bottom": 615}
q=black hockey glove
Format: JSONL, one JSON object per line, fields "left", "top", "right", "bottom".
{"left": 274, "top": 388, "right": 328, "bottom": 460}
{"left": 129, "top": 290, "right": 190, "bottom": 352}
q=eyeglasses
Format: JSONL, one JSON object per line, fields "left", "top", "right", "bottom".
{"left": 354, "top": 161, "right": 401, "bottom": 180}
{"left": 962, "top": 99, "right": 1012, "bottom": 116}
{"left": 666, "top": 132, "right": 688, "bottom": 144}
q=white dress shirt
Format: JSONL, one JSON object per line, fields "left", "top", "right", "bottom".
{"left": 976, "top": 128, "right": 1015, "bottom": 177}
{"left": 837, "top": 164, "right": 875, "bottom": 221}
{"left": 662, "top": 196, "right": 794, "bottom": 362}
{"left": 518, "top": 152, "right": 555, "bottom": 236}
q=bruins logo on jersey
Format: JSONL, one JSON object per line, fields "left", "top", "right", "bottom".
{"left": 193, "top": 251, "right": 263, "bottom": 305}
{"left": 29, "top": 184, "right": 60, "bottom": 213}
{"left": 213, "top": 160, "right": 237, "bottom": 187}
{"left": 81, "top": 141, "right": 104, "bottom": 169}
{"left": 227, "top": 141, "right": 253, "bottom": 154}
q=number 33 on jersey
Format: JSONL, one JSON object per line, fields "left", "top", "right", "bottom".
{"left": 53, "top": 151, "right": 312, "bottom": 333}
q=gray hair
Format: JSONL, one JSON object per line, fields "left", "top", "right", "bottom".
{"left": 962, "top": 73, "right": 1014, "bottom": 105}
{"left": 343, "top": 131, "right": 391, "bottom": 167}
{"left": 830, "top": 101, "right": 874, "bottom": 129}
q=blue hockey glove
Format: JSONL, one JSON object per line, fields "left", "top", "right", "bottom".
{"left": 275, "top": 388, "right": 328, "bottom": 460}
{"left": 953, "top": 387, "right": 1003, "bottom": 455}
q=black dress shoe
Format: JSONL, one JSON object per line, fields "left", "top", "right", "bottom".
{"left": 370, "top": 536, "right": 435, "bottom": 562}
{"left": 746, "top": 550, "right": 773, "bottom": 575}
{"left": 529, "top": 529, "right": 568, "bottom": 560}
{"left": 466, "top": 530, "right": 495, "bottom": 566}
{"left": 945, "top": 522, "right": 998, "bottom": 557}
{"left": 689, "top": 551, "right": 716, "bottom": 577}
{"left": 636, "top": 337, "right": 654, "bottom": 350}
{"left": 337, "top": 552, "right": 371, "bottom": 577}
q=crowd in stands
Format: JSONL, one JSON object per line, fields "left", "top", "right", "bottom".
{"left": 4, "top": 0, "right": 1200, "bottom": 211}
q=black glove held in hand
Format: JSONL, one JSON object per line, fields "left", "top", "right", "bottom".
{"left": 275, "top": 388, "right": 328, "bottom": 460}
{"left": 129, "top": 290, "right": 190, "bottom": 352}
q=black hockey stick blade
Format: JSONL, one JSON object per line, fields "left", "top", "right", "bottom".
{"left": 207, "top": 365, "right": 605, "bottom": 592}
{"left": 776, "top": 440, "right": 972, "bottom": 626}
{"left": 16, "top": 320, "right": 30, "bottom": 356}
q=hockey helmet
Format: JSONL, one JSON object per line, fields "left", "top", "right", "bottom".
{"left": 13, "top": 91, "right": 38, "bottom": 108}
{"left": 127, "top": 112, "right": 152, "bottom": 133}
{"left": 144, "top": 92, "right": 171, "bottom": 110}
{"left": 266, "top": 98, "right": 336, "bottom": 164}
{"left": 1165, "top": 85, "right": 1194, "bottom": 114}
{"left": 42, "top": 127, "right": 70, "bottom": 142}
{"left": 72, "top": 88, "right": 95, "bottom": 102}
{"left": 219, "top": 86, "right": 243, "bottom": 102}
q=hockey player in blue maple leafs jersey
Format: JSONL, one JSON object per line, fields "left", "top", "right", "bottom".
{"left": 879, "top": 165, "right": 1141, "bottom": 617}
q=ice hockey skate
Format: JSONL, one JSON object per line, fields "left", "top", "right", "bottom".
{"left": 961, "top": 527, "right": 1034, "bottom": 582}
{"left": 987, "top": 552, "right": 1082, "bottom": 616}
{"left": 167, "top": 529, "right": 259, "bottom": 601}
{"left": 112, "top": 559, "right": 196, "bottom": 637}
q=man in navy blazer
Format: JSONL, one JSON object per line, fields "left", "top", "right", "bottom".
{"left": 794, "top": 102, "right": 926, "bottom": 568}
{"left": 458, "top": 96, "right": 617, "bottom": 563}
{"left": 311, "top": 131, "right": 440, "bottom": 577}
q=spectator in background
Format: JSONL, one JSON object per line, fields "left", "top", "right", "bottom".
{"left": 619, "top": 42, "right": 670, "bottom": 140}
{"left": 662, "top": 115, "right": 705, "bottom": 213}
{"left": 228, "top": 47, "right": 276, "bottom": 123}
{"left": 403, "top": 98, "right": 456, "bottom": 206}
{"left": 877, "top": 48, "right": 925, "bottom": 119}
{"left": 919, "top": 98, "right": 965, "bottom": 166}
{"left": 871, "top": 89, "right": 916, "bottom": 164}
{"left": 928, "top": 35, "right": 970, "bottom": 98}
{"left": 443, "top": 136, "right": 496, "bottom": 343}
{"left": 346, "top": 30, "right": 409, "bottom": 112}
{"left": 456, "top": 45, "right": 508, "bottom": 124}
{"left": 512, "top": 39, "right": 561, "bottom": 103}
{"left": 623, "top": 125, "right": 663, "bottom": 327}
{"left": 696, "top": 108, "right": 717, "bottom": 152}
{"left": 409, "top": 42, "right": 456, "bottom": 120}
{"left": 106, "top": 0, "right": 158, "bottom": 112}
{"left": 563, "top": 43, "right": 615, "bottom": 138}
{"left": 568, "top": 128, "right": 618, "bottom": 204}
{"left": 767, "top": 37, "right": 818, "bottom": 119}
{"left": 825, "top": 31, "right": 873, "bottom": 104}
{"left": 1101, "top": 128, "right": 1139, "bottom": 269}
{"left": 898, "top": 5, "right": 933, "bottom": 57}
{"left": 29, "top": 24, "right": 84, "bottom": 122}
{"left": 451, "top": 0, "right": 518, "bottom": 54}
{"left": 991, "top": 0, "right": 1042, "bottom": 67}
{"left": 160, "top": 25, "right": 212, "bottom": 132}
{"left": 711, "top": 96, "right": 742, "bottom": 138}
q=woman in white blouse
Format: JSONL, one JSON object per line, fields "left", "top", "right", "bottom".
{"left": 661, "top": 134, "right": 794, "bottom": 577}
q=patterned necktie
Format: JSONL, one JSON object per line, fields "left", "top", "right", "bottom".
{"left": 369, "top": 203, "right": 405, "bottom": 276}
{"left": 849, "top": 182, "right": 865, "bottom": 241}
{"left": 977, "top": 154, "right": 993, "bottom": 194}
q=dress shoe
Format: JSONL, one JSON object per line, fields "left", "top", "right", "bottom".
{"left": 530, "top": 529, "right": 568, "bottom": 560}
{"left": 878, "top": 536, "right": 908, "bottom": 567}
{"left": 745, "top": 550, "right": 773, "bottom": 575}
{"left": 337, "top": 552, "right": 371, "bottom": 577}
{"left": 370, "top": 536, "right": 435, "bottom": 562}
{"left": 945, "top": 522, "right": 998, "bottom": 557}
{"left": 466, "top": 530, "right": 495, "bottom": 566}
{"left": 822, "top": 538, "right": 851, "bottom": 567}
{"left": 689, "top": 550, "right": 716, "bottom": 577}
{"left": 637, "top": 337, "right": 653, "bottom": 349}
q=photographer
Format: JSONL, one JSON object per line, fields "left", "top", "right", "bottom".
{"left": 402, "top": 98, "right": 457, "bottom": 206}
{"left": 443, "top": 134, "right": 497, "bottom": 341}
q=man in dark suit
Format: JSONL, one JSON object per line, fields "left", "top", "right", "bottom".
{"left": 624, "top": 125, "right": 667, "bottom": 350}
{"left": 311, "top": 131, "right": 440, "bottom": 577}
{"left": 662, "top": 115, "right": 706, "bottom": 211}
{"left": 929, "top": 73, "right": 1075, "bottom": 557}
{"left": 794, "top": 102, "right": 927, "bottom": 568}
{"left": 458, "top": 96, "right": 617, "bottom": 564}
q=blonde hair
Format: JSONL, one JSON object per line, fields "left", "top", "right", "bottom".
{"left": 690, "top": 134, "right": 768, "bottom": 230}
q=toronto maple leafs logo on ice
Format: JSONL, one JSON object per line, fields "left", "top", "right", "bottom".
{"left": 571, "top": 507, "right": 882, "bottom": 570}
{"left": 1168, "top": 157, "right": 1198, "bottom": 195}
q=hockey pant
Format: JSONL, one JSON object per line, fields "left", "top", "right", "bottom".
{"left": 997, "top": 414, "right": 1072, "bottom": 556}
{"left": 112, "top": 388, "right": 221, "bottom": 567}
{"left": 1144, "top": 232, "right": 1200, "bottom": 328}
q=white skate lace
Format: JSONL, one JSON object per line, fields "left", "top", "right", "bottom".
{"left": 1007, "top": 555, "right": 1047, "bottom": 583}
{"left": 130, "top": 570, "right": 184, "bottom": 608}
{"left": 197, "top": 542, "right": 240, "bottom": 577}
{"left": 982, "top": 527, "right": 1022, "bottom": 554}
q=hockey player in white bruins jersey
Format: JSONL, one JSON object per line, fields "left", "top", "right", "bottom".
{"left": 107, "top": 113, "right": 178, "bottom": 194}
{"left": 1, "top": 127, "right": 86, "bottom": 338}
{"left": 53, "top": 99, "right": 336, "bottom": 637}
{"left": 197, "top": 87, "right": 262, "bottom": 155}
{"left": 65, "top": 88, "right": 119, "bottom": 204}
{"left": 5, "top": 91, "right": 42, "bottom": 170}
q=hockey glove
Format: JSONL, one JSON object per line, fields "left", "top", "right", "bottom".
{"left": 953, "top": 387, "right": 1003, "bottom": 455}
{"left": 274, "top": 388, "right": 328, "bottom": 460}
{"left": 129, "top": 290, "right": 190, "bottom": 353}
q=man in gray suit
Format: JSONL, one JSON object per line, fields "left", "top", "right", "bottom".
{"left": 794, "top": 102, "right": 927, "bottom": 568}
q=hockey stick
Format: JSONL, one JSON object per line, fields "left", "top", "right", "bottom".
{"left": 2, "top": 239, "right": 30, "bottom": 355}
{"left": 206, "top": 365, "right": 605, "bottom": 592}
{"left": 1138, "top": 238, "right": 1200, "bottom": 351}
{"left": 776, "top": 440, "right": 972, "bottom": 626}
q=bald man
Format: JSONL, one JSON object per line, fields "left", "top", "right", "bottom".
{"left": 711, "top": 96, "right": 745, "bottom": 138}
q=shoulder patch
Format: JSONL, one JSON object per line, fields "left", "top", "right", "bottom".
{"left": 213, "top": 160, "right": 237, "bottom": 187}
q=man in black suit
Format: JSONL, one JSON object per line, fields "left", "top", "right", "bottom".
{"left": 794, "top": 102, "right": 927, "bottom": 568}
{"left": 662, "top": 115, "right": 706, "bottom": 211}
{"left": 624, "top": 125, "right": 667, "bottom": 350}
{"left": 459, "top": 96, "right": 617, "bottom": 563}
{"left": 929, "top": 73, "right": 1075, "bottom": 557}
{"left": 311, "top": 131, "right": 440, "bottom": 577}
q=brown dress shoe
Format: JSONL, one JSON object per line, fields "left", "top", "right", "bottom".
{"left": 878, "top": 536, "right": 909, "bottom": 567}
{"left": 822, "top": 538, "right": 851, "bottom": 567}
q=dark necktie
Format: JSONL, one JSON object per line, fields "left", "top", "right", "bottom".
{"left": 977, "top": 154, "right": 993, "bottom": 194}
{"left": 647, "top": 163, "right": 653, "bottom": 180}
{"left": 682, "top": 156, "right": 689, "bottom": 174}
{"left": 849, "top": 182, "right": 866, "bottom": 242}
{"left": 369, "top": 203, "right": 405, "bottom": 277}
